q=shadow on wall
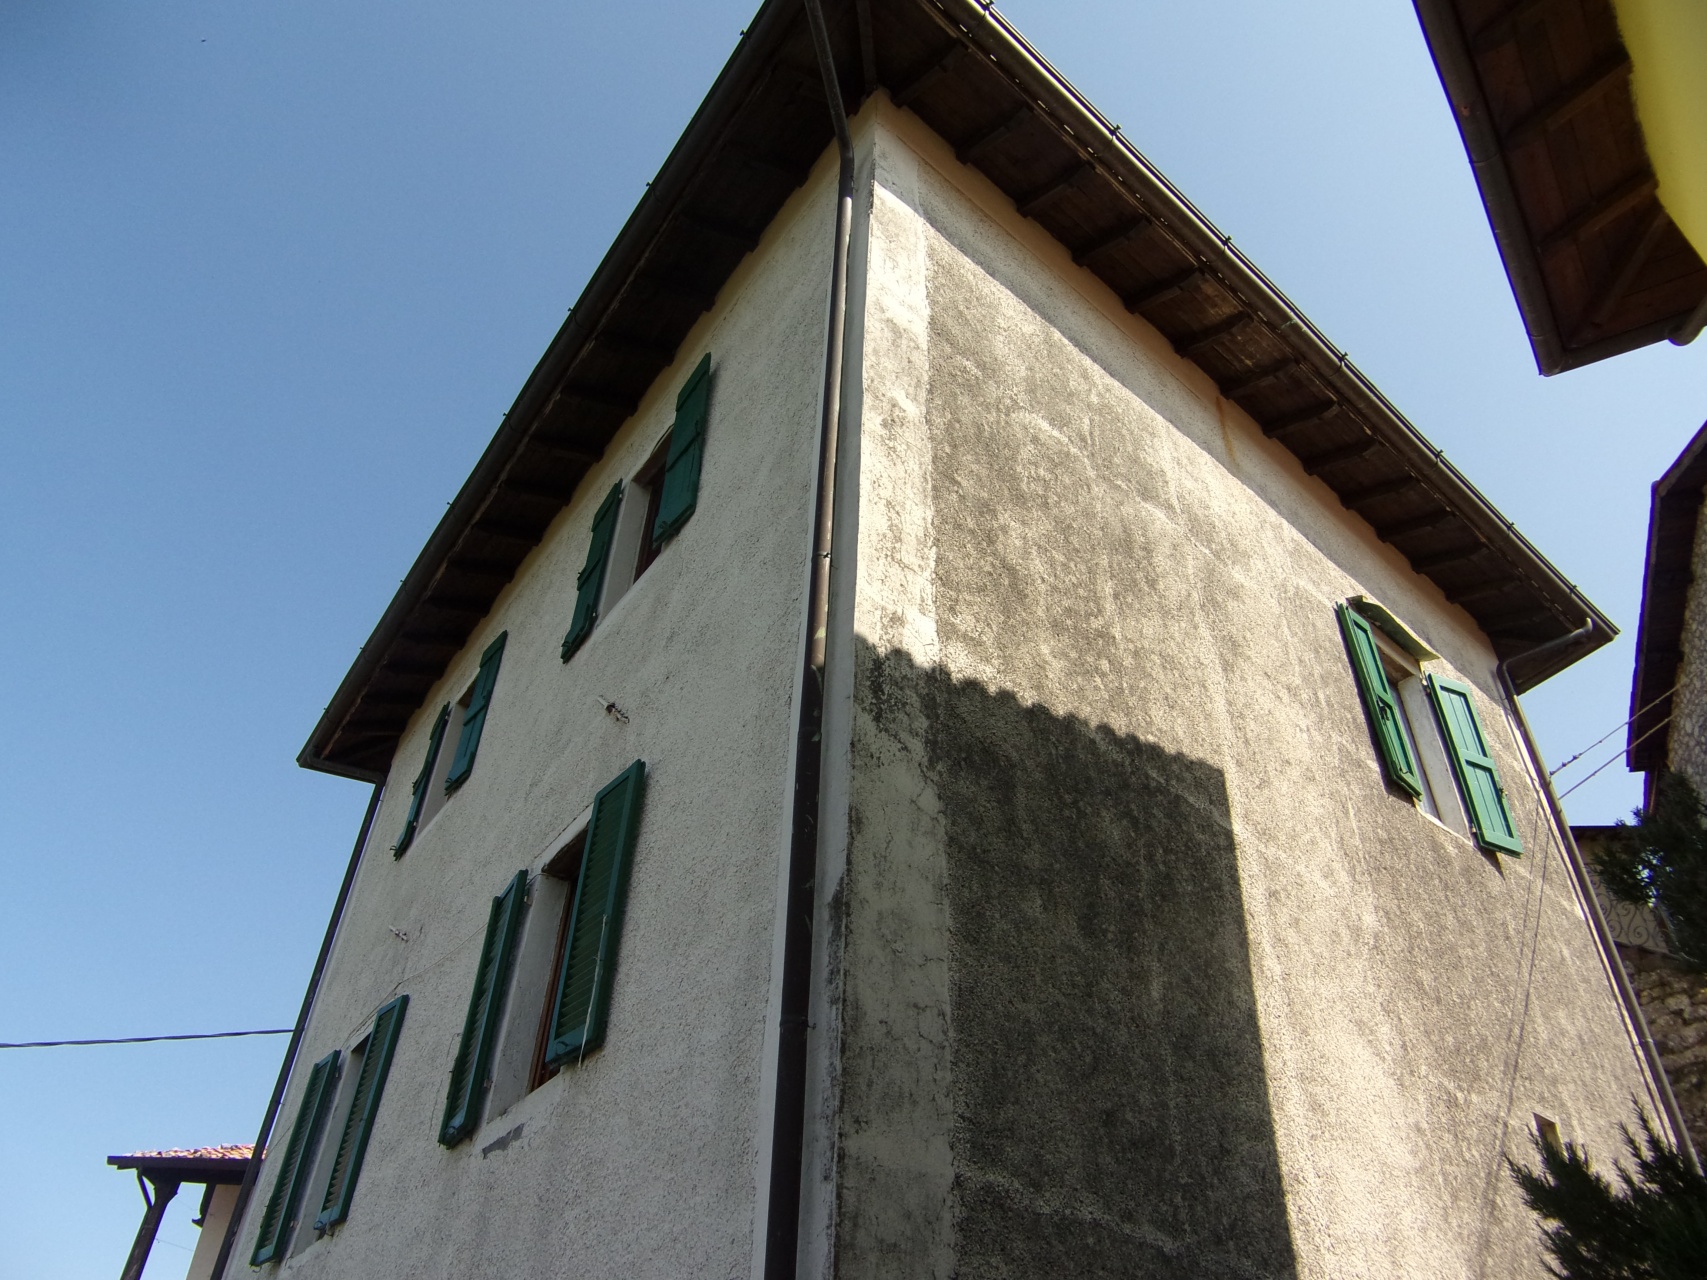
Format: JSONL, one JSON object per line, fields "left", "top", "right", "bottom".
{"left": 859, "top": 641, "right": 1298, "bottom": 1280}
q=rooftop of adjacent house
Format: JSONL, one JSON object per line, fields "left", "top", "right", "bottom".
{"left": 1412, "top": 0, "right": 1707, "bottom": 374}
{"left": 108, "top": 1145, "right": 254, "bottom": 1184}
{"left": 1629, "top": 420, "right": 1707, "bottom": 774}
{"left": 301, "top": 0, "right": 1615, "bottom": 782}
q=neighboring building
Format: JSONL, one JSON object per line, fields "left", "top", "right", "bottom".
{"left": 108, "top": 1144, "right": 251, "bottom": 1280}
{"left": 1590, "top": 419, "right": 1707, "bottom": 1153}
{"left": 1412, "top": 0, "right": 1707, "bottom": 372}
{"left": 1632, "top": 422, "right": 1707, "bottom": 803}
{"left": 222, "top": 2, "right": 1678, "bottom": 1277}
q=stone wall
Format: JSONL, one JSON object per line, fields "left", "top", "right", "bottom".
{"left": 1665, "top": 501, "right": 1707, "bottom": 796}
{"left": 1622, "top": 947, "right": 1707, "bottom": 1155}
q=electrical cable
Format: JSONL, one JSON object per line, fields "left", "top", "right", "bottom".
{"left": 1556, "top": 714, "right": 1673, "bottom": 801}
{"left": 0, "top": 1029, "right": 291, "bottom": 1049}
{"left": 1548, "top": 682, "right": 1677, "bottom": 776}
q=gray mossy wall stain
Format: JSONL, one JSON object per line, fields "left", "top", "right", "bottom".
{"left": 857, "top": 642, "right": 1298, "bottom": 1280}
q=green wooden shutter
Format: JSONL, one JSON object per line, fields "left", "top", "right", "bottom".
{"left": 439, "top": 870, "right": 529, "bottom": 1147}
{"left": 250, "top": 1050, "right": 339, "bottom": 1265}
{"left": 393, "top": 705, "right": 451, "bottom": 857}
{"left": 1336, "top": 603, "right": 1424, "bottom": 797}
{"left": 314, "top": 994, "right": 408, "bottom": 1232}
{"left": 1427, "top": 674, "right": 1524, "bottom": 855}
{"left": 545, "top": 761, "right": 647, "bottom": 1066}
{"left": 444, "top": 633, "right": 508, "bottom": 792}
{"left": 561, "top": 483, "right": 624, "bottom": 661}
{"left": 652, "top": 354, "right": 711, "bottom": 546}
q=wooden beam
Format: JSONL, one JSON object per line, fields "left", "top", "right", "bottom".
{"left": 1221, "top": 360, "right": 1297, "bottom": 399}
{"left": 958, "top": 107, "right": 1029, "bottom": 165}
{"left": 1409, "top": 544, "right": 1486, "bottom": 573}
{"left": 1340, "top": 475, "right": 1419, "bottom": 507}
{"left": 1574, "top": 206, "right": 1671, "bottom": 341}
{"left": 1470, "top": 0, "right": 1564, "bottom": 54}
{"left": 1123, "top": 269, "right": 1203, "bottom": 311}
{"left": 1073, "top": 217, "right": 1152, "bottom": 266}
{"left": 558, "top": 383, "right": 640, "bottom": 414}
{"left": 1016, "top": 161, "right": 1094, "bottom": 220}
{"left": 1540, "top": 173, "right": 1658, "bottom": 256}
{"left": 1375, "top": 509, "right": 1457, "bottom": 539}
{"left": 1300, "top": 437, "right": 1379, "bottom": 475}
{"left": 1259, "top": 402, "right": 1340, "bottom": 438}
{"left": 1447, "top": 578, "right": 1521, "bottom": 607}
{"left": 1503, "top": 54, "right": 1631, "bottom": 149}
{"left": 679, "top": 211, "right": 763, "bottom": 253}
{"left": 895, "top": 43, "right": 966, "bottom": 108}
{"left": 1176, "top": 312, "right": 1253, "bottom": 359}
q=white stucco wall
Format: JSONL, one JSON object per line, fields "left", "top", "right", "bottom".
{"left": 822, "top": 100, "right": 1659, "bottom": 1280}
{"left": 234, "top": 147, "right": 843, "bottom": 1279}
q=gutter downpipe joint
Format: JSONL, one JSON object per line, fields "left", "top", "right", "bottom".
{"left": 212, "top": 783, "right": 386, "bottom": 1279}
{"left": 1498, "top": 621, "right": 1700, "bottom": 1172}
{"left": 767, "top": 3, "right": 855, "bottom": 1277}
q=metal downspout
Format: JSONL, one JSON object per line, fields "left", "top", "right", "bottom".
{"left": 1497, "top": 623, "right": 1699, "bottom": 1171}
{"left": 766, "top": 2, "right": 855, "bottom": 1276}
{"left": 211, "top": 782, "right": 385, "bottom": 1278}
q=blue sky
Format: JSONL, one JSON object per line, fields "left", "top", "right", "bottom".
{"left": 2, "top": 2, "right": 1701, "bottom": 1276}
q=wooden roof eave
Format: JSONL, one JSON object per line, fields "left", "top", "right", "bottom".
{"left": 301, "top": 0, "right": 1614, "bottom": 779}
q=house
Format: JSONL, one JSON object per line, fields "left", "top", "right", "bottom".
{"left": 216, "top": 2, "right": 1681, "bottom": 1276}
{"left": 1579, "top": 416, "right": 1707, "bottom": 1153}
{"left": 1411, "top": 0, "right": 1707, "bottom": 373}
{"left": 108, "top": 1145, "right": 251, "bottom": 1280}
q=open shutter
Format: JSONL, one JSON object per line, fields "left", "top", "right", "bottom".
{"left": 545, "top": 761, "right": 647, "bottom": 1066}
{"left": 561, "top": 484, "right": 624, "bottom": 661}
{"left": 314, "top": 995, "right": 408, "bottom": 1232}
{"left": 439, "top": 870, "right": 529, "bottom": 1147}
{"left": 1336, "top": 603, "right": 1424, "bottom": 797}
{"left": 393, "top": 705, "right": 451, "bottom": 857}
{"left": 652, "top": 354, "right": 711, "bottom": 545}
{"left": 250, "top": 1050, "right": 339, "bottom": 1265}
{"left": 1427, "top": 675, "right": 1524, "bottom": 854}
{"left": 444, "top": 633, "right": 507, "bottom": 792}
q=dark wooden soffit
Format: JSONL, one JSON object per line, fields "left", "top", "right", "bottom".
{"left": 1413, "top": 0, "right": 1707, "bottom": 374}
{"left": 1630, "top": 422, "right": 1707, "bottom": 773}
{"left": 303, "top": 0, "right": 1613, "bottom": 780}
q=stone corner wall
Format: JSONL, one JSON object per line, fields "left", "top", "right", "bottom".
{"left": 1620, "top": 945, "right": 1707, "bottom": 1154}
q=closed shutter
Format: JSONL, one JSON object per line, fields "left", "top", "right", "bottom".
{"left": 314, "top": 994, "right": 408, "bottom": 1232}
{"left": 444, "top": 633, "right": 508, "bottom": 792}
{"left": 1427, "top": 675, "right": 1524, "bottom": 854}
{"left": 250, "top": 1050, "right": 339, "bottom": 1265}
{"left": 561, "top": 484, "right": 624, "bottom": 661}
{"left": 393, "top": 705, "right": 451, "bottom": 857}
{"left": 439, "top": 870, "right": 529, "bottom": 1147}
{"left": 545, "top": 761, "right": 647, "bottom": 1066}
{"left": 652, "top": 354, "right": 711, "bottom": 546}
{"left": 1336, "top": 603, "right": 1424, "bottom": 797}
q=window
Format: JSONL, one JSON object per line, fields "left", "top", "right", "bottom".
{"left": 561, "top": 355, "right": 710, "bottom": 663}
{"left": 248, "top": 996, "right": 408, "bottom": 1264}
{"left": 312, "top": 995, "right": 408, "bottom": 1233}
{"left": 439, "top": 872, "right": 528, "bottom": 1147}
{"left": 435, "top": 763, "right": 648, "bottom": 1143}
{"left": 250, "top": 1051, "right": 339, "bottom": 1265}
{"left": 1337, "top": 600, "right": 1522, "bottom": 854}
{"left": 392, "top": 633, "right": 507, "bottom": 856}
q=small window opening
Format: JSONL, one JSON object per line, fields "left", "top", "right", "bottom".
{"left": 1370, "top": 629, "right": 1469, "bottom": 837}
{"left": 415, "top": 682, "right": 473, "bottom": 834}
{"left": 529, "top": 835, "right": 587, "bottom": 1093}
{"left": 1534, "top": 1113, "right": 1563, "bottom": 1155}
{"left": 631, "top": 433, "right": 671, "bottom": 583}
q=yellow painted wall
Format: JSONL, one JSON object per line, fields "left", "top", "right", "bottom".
{"left": 1612, "top": 0, "right": 1707, "bottom": 263}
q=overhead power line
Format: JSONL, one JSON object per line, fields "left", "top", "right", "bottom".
{"left": 0, "top": 1029, "right": 292, "bottom": 1050}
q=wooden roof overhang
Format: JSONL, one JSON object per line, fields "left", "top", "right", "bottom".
{"left": 108, "top": 1151, "right": 252, "bottom": 1186}
{"left": 1412, "top": 0, "right": 1707, "bottom": 374}
{"left": 1629, "top": 421, "right": 1707, "bottom": 774}
{"left": 302, "top": 0, "right": 1613, "bottom": 781}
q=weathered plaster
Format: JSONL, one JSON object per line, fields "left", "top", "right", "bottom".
{"left": 1667, "top": 505, "right": 1707, "bottom": 794}
{"left": 236, "top": 143, "right": 844, "bottom": 1280}
{"left": 829, "top": 100, "right": 1657, "bottom": 1280}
